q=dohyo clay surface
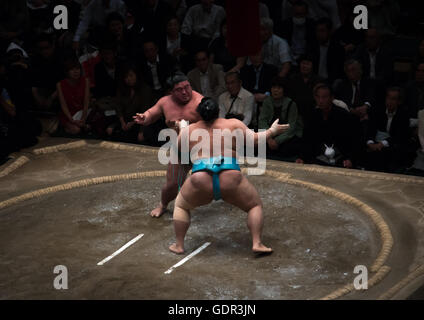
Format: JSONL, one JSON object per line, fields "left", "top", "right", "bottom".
{"left": 0, "top": 137, "right": 423, "bottom": 299}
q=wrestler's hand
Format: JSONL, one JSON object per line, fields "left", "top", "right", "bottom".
{"left": 269, "top": 119, "right": 290, "bottom": 136}
{"left": 133, "top": 113, "right": 146, "bottom": 125}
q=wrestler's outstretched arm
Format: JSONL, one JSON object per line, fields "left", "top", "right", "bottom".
{"left": 233, "top": 118, "right": 290, "bottom": 144}
{"left": 133, "top": 98, "right": 164, "bottom": 126}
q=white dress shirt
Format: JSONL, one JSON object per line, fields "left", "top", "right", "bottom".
{"left": 199, "top": 71, "right": 213, "bottom": 98}
{"left": 218, "top": 87, "right": 255, "bottom": 126}
{"left": 181, "top": 4, "right": 226, "bottom": 39}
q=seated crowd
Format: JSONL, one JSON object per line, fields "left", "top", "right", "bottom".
{"left": 1, "top": 0, "right": 423, "bottom": 176}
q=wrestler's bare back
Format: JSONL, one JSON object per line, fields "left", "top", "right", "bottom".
{"left": 178, "top": 118, "right": 262, "bottom": 212}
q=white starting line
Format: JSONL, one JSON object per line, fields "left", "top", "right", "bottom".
{"left": 97, "top": 234, "right": 144, "bottom": 266}
{"left": 164, "top": 242, "right": 211, "bottom": 274}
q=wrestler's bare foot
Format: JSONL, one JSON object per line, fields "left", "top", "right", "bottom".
{"left": 150, "top": 204, "right": 167, "bottom": 218}
{"left": 252, "top": 243, "right": 273, "bottom": 254}
{"left": 169, "top": 243, "right": 185, "bottom": 254}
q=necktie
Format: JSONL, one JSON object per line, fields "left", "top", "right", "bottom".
{"left": 228, "top": 96, "right": 237, "bottom": 114}
{"left": 353, "top": 81, "right": 361, "bottom": 108}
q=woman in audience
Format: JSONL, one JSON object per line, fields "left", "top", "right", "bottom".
{"left": 57, "top": 58, "right": 92, "bottom": 136}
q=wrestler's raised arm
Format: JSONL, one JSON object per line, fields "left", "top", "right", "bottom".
{"left": 133, "top": 98, "right": 164, "bottom": 126}
{"left": 233, "top": 119, "right": 290, "bottom": 145}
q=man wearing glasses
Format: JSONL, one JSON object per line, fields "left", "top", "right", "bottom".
{"left": 133, "top": 73, "right": 204, "bottom": 218}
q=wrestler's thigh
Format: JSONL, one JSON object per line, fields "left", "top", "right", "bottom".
{"left": 180, "top": 172, "right": 214, "bottom": 208}
{"left": 221, "top": 175, "right": 262, "bottom": 212}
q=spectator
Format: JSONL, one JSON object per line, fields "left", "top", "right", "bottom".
{"left": 286, "top": 54, "right": 323, "bottom": 126}
{"left": 218, "top": 72, "right": 255, "bottom": 127}
{"left": 308, "top": 17, "right": 345, "bottom": 83}
{"left": 296, "top": 84, "right": 361, "bottom": 169}
{"left": 27, "top": 0, "right": 54, "bottom": 36}
{"left": 353, "top": 28, "right": 393, "bottom": 83}
{"left": 164, "top": 0, "right": 188, "bottom": 22}
{"left": 4, "top": 45, "right": 33, "bottom": 117}
{"left": 333, "top": 6, "right": 365, "bottom": 59}
{"left": 260, "top": 17, "right": 293, "bottom": 78}
{"left": 362, "top": 87, "right": 411, "bottom": 172}
{"left": 282, "top": 0, "right": 341, "bottom": 30}
{"left": 187, "top": 50, "right": 226, "bottom": 102}
{"left": 240, "top": 48, "right": 278, "bottom": 127}
{"left": 105, "top": 11, "right": 131, "bottom": 61}
{"left": 181, "top": 0, "right": 226, "bottom": 51}
{"left": 94, "top": 41, "right": 119, "bottom": 99}
{"left": 0, "top": 82, "right": 40, "bottom": 152}
{"left": 30, "top": 33, "right": 64, "bottom": 115}
{"left": 53, "top": 0, "right": 83, "bottom": 50}
{"left": 258, "top": 76, "right": 304, "bottom": 159}
{"left": 404, "top": 61, "right": 424, "bottom": 124}
{"left": 367, "top": 0, "right": 400, "bottom": 37}
{"left": 160, "top": 16, "right": 193, "bottom": 73}
{"left": 139, "top": 40, "right": 174, "bottom": 100}
{"left": 56, "top": 58, "right": 92, "bottom": 135}
{"left": 138, "top": 0, "right": 175, "bottom": 41}
{"left": 279, "top": 0, "right": 315, "bottom": 63}
{"left": 72, "top": 0, "right": 126, "bottom": 52}
{"left": 0, "top": 1, "right": 30, "bottom": 53}
{"left": 107, "top": 65, "right": 154, "bottom": 143}
{"left": 259, "top": 2, "right": 270, "bottom": 18}
{"left": 334, "top": 59, "right": 378, "bottom": 135}
{"left": 208, "top": 19, "right": 246, "bottom": 73}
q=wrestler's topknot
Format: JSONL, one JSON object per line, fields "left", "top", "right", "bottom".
{"left": 196, "top": 97, "right": 219, "bottom": 122}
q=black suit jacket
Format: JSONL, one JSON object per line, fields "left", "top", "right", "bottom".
{"left": 239, "top": 63, "right": 278, "bottom": 94}
{"left": 139, "top": 54, "right": 174, "bottom": 91}
{"left": 353, "top": 44, "right": 393, "bottom": 82}
{"left": 307, "top": 39, "right": 346, "bottom": 83}
{"left": 301, "top": 105, "right": 361, "bottom": 162}
{"left": 94, "top": 62, "right": 117, "bottom": 98}
{"left": 278, "top": 18, "right": 316, "bottom": 48}
{"left": 367, "top": 105, "right": 410, "bottom": 148}
{"left": 334, "top": 77, "right": 378, "bottom": 110}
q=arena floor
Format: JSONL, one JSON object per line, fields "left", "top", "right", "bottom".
{"left": 0, "top": 137, "right": 423, "bottom": 300}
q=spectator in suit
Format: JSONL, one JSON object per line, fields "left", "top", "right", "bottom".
{"left": 239, "top": 49, "right": 278, "bottom": 128}
{"left": 296, "top": 84, "right": 361, "bottom": 169}
{"left": 334, "top": 59, "right": 378, "bottom": 138}
{"left": 139, "top": 40, "right": 174, "bottom": 100}
{"left": 362, "top": 87, "right": 411, "bottom": 172}
{"left": 94, "top": 41, "right": 119, "bottom": 99}
{"left": 260, "top": 17, "right": 293, "bottom": 78}
{"left": 353, "top": 28, "right": 393, "bottom": 83}
{"left": 160, "top": 16, "right": 193, "bottom": 73}
{"left": 187, "top": 50, "right": 226, "bottom": 102}
{"left": 286, "top": 54, "right": 323, "bottom": 127}
{"left": 138, "top": 0, "right": 175, "bottom": 41}
{"left": 218, "top": 72, "right": 255, "bottom": 127}
{"left": 258, "top": 76, "right": 304, "bottom": 159}
{"left": 181, "top": 0, "right": 226, "bottom": 52}
{"left": 279, "top": 0, "right": 315, "bottom": 63}
{"left": 308, "top": 17, "right": 345, "bottom": 83}
{"left": 332, "top": 7, "right": 365, "bottom": 60}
